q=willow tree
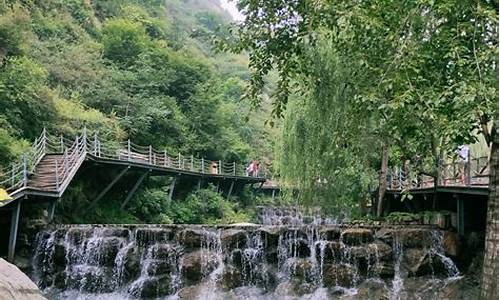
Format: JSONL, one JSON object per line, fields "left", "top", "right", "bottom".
{"left": 224, "top": 1, "right": 498, "bottom": 296}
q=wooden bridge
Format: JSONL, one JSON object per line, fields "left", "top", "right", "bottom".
{"left": 0, "top": 128, "right": 267, "bottom": 260}
{"left": 383, "top": 156, "right": 490, "bottom": 237}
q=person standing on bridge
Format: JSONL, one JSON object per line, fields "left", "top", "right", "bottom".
{"left": 456, "top": 145, "right": 470, "bottom": 184}
{"left": 210, "top": 161, "right": 218, "bottom": 174}
{"left": 253, "top": 161, "right": 260, "bottom": 177}
{"left": 246, "top": 161, "right": 255, "bottom": 176}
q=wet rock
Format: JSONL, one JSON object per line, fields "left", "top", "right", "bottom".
{"left": 65, "top": 227, "right": 93, "bottom": 245}
{"left": 367, "top": 241, "right": 392, "bottom": 261}
{"left": 149, "top": 243, "right": 175, "bottom": 260}
{"left": 354, "top": 279, "right": 390, "bottom": 300}
{"left": 221, "top": 229, "right": 248, "bottom": 249}
{"left": 176, "top": 228, "right": 206, "bottom": 249}
{"left": 341, "top": 228, "right": 373, "bottom": 245}
{"left": 396, "top": 228, "right": 433, "bottom": 248}
{"left": 403, "top": 248, "right": 429, "bottom": 275}
{"left": 119, "top": 245, "right": 141, "bottom": 283}
{"left": 320, "top": 227, "right": 341, "bottom": 241}
{"left": 443, "top": 231, "right": 461, "bottom": 257}
{"left": 0, "top": 258, "right": 47, "bottom": 300}
{"left": 128, "top": 275, "right": 172, "bottom": 298}
{"left": 290, "top": 258, "right": 315, "bottom": 282}
{"left": 101, "top": 237, "right": 125, "bottom": 266}
{"left": 135, "top": 228, "right": 171, "bottom": 246}
{"left": 322, "top": 263, "right": 357, "bottom": 287}
{"left": 259, "top": 227, "right": 281, "bottom": 251}
{"left": 316, "top": 241, "right": 342, "bottom": 261}
{"left": 374, "top": 228, "right": 394, "bottom": 243}
{"left": 220, "top": 265, "right": 243, "bottom": 290}
{"left": 180, "top": 249, "right": 219, "bottom": 285}
{"left": 376, "top": 261, "right": 395, "bottom": 278}
{"left": 52, "top": 271, "right": 66, "bottom": 289}
{"left": 294, "top": 238, "right": 311, "bottom": 257}
{"left": 65, "top": 265, "right": 114, "bottom": 293}
{"left": 100, "top": 227, "right": 130, "bottom": 238}
{"left": 145, "top": 260, "right": 171, "bottom": 277}
{"left": 53, "top": 242, "right": 66, "bottom": 268}
{"left": 230, "top": 249, "right": 243, "bottom": 268}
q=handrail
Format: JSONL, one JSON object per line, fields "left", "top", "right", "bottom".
{"left": 0, "top": 128, "right": 267, "bottom": 199}
{"left": 386, "top": 155, "right": 490, "bottom": 191}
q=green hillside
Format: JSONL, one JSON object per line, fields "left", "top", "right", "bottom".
{"left": 0, "top": 0, "right": 275, "bottom": 223}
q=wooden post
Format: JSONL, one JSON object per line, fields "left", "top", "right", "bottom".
{"left": 82, "top": 127, "right": 87, "bottom": 152}
{"left": 201, "top": 158, "right": 205, "bottom": 173}
{"left": 22, "top": 155, "right": 27, "bottom": 187}
{"left": 178, "top": 153, "right": 181, "bottom": 169}
{"left": 272, "top": 189, "right": 276, "bottom": 201}
{"left": 197, "top": 178, "right": 202, "bottom": 190}
{"left": 219, "top": 160, "right": 222, "bottom": 174}
{"left": 93, "top": 132, "right": 98, "bottom": 156}
{"left": 149, "top": 145, "right": 152, "bottom": 164}
{"left": 42, "top": 127, "right": 47, "bottom": 153}
{"left": 168, "top": 176, "right": 177, "bottom": 202}
{"left": 48, "top": 199, "right": 57, "bottom": 222}
{"left": 8, "top": 200, "right": 21, "bottom": 261}
{"left": 164, "top": 150, "right": 167, "bottom": 167}
{"left": 227, "top": 180, "right": 235, "bottom": 198}
{"left": 10, "top": 164, "right": 14, "bottom": 187}
{"left": 60, "top": 135, "right": 64, "bottom": 153}
{"left": 191, "top": 155, "right": 194, "bottom": 171}
{"left": 466, "top": 151, "right": 471, "bottom": 186}
{"left": 233, "top": 162, "right": 236, "bottom": 175}
{"left": 127, "top": 139, "right": 131, "bottom": 161}
{"left": 121, "top": 172, "right": 148, "bottom": 209}
{"left": 55, "top": 159, "right": 59, "bottom": 190}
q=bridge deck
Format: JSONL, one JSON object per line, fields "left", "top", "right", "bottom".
{"left": 0, "top": 129, "right": 267, "bottom": 207}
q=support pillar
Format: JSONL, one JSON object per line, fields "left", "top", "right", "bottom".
{"left": 47, "top": 199, "right": 57, "bottom": 222}
{"left": 168, "top": 176, "right": 177, "bottom": 202}
{"left": 87, "top": 167, "right": 128, "bottom": 211}
{"left": 272, "top": 189, "right": 276, "bottom": 201}
{"left": 121, "top": 172, "right": 148, "bottom": 209}
{"left": 8, "top": 200, "right": 21, "bottom": 262}
{"left": 457, "top": 196, "right": 465, "bottom": 236}
{"left": 197, "top": 178, "right": 202, "bottom": 190}
{"left": 227, "top": 180, "right": 235, "bottom": 198}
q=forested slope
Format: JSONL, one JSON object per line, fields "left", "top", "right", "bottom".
{"left": 0, "top": 0, "right": 275, "bottom": 223}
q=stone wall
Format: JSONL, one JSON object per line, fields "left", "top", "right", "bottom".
{"left": 31, "top": 224, "right": 464, "bottom": 299}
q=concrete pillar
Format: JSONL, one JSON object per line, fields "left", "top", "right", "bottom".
{"left": 8, "top": 200, "right": 21, "bottom": 262}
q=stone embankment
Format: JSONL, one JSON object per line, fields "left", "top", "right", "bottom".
{"left": 31, "top": 223, "right": 463, "bottom": 299}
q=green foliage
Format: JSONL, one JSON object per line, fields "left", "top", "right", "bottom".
{"left": 226, "top": 0, "right": 498, "bottom": 216}
{"left": 0, "top": 0, "right": 275, "bottom": 224}
{"left": 0, "top": 56, "right": 56, "bottom": 139}
{"left": 102, "top": 18, "right": 150, "bottom": 65}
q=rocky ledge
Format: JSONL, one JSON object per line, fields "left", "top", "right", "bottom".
{"left": 0, "top": 258, "right": 46, "bottom": 300}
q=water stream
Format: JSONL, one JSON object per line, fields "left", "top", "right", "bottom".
{"left": 31, "top": 220, "right": 468, "bottom": 300}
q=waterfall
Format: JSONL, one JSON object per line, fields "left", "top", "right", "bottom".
{"left": 31, "top": 224, "right": 464, "bottom": 300}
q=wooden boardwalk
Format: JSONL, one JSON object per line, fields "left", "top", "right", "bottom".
{"left": 0, "top": 129, "right": 267, "bottom": 260}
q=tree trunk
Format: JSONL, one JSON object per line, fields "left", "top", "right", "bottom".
{"left": 377, "top": 144, "right": 389, "bottom": 217}
{"left": 481, "top": 126, "right": 498, "bottom": 300}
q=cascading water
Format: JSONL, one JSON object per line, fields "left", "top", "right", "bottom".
{"left": 31, "top": 223, "right": 466, "bottom": 300}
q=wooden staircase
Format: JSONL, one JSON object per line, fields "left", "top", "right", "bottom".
{"left": 28, "top": 154, "right": 65, "bottom": 192}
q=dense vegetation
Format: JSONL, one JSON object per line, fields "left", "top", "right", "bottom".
{"left": 224, "top": 0, "right": 498, "bottom": 217}
{"left": 0, "top": 0, "right": 277, "bottom": 223}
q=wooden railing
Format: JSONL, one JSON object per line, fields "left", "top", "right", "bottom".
{"left": 386, "top": 156, "right": 490, "bottom": 190}
{"left": 0, "top": 128, "right": 268, "bottom": 197}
